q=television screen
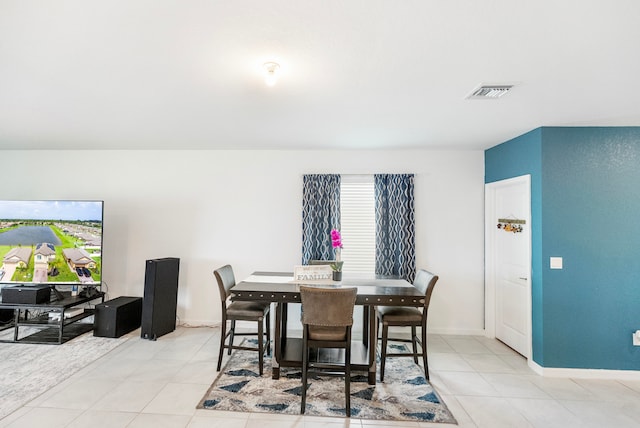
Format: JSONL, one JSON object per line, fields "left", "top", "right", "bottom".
{"left": 0, "top": 200, "right": 103, "bottom": 288}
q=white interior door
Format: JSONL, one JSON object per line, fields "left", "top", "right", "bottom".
{"left": 485, "top": 175, "right": 531, "bottom": 358}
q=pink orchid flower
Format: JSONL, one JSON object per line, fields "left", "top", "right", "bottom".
{"left": 330, "top": 229, "right": 343, "bottom": 248}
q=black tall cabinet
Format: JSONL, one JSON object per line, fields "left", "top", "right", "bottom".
{"left": 141, "top": 257, "right": 180, "bottom": 340}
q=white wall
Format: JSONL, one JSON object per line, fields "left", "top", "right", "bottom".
{"left": 2, "top": 149, "right": 485, "bottom": 335}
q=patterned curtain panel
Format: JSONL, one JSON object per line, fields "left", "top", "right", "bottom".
{"left": 302, "top": 174, "right": 341, "bottom": 264}
{"left": 374, "top": 174, "right": 416, "bottom": 282}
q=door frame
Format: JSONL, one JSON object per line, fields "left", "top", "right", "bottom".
{"left": 484, "top": 174, "right": 532, "bottom": 359}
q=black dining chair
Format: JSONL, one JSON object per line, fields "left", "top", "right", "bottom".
{"left": 214, "top": 264, "right": 271, "bottom": 375}
{"left": 300, "top": 285, "right": 358, "bottom": 417}
{"left": 376, "top": 269, "right": 438, "bottom": 381}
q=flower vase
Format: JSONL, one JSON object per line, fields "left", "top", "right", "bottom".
{"left": 332, "top": 270, "right": 342, "bottom": 281}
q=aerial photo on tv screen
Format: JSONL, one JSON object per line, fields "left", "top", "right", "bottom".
{"left": 0, "top": 200, "right": 103, "bottom": 285}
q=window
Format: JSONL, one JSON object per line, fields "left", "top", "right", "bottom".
{"left": 302, "top": 173, "right": 416, "bottom": 281}
{"left": 340, "top": 175, "right": 375, "bottom": 275}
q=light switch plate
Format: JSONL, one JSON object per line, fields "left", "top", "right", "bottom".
{"left": 550, "top": 257, "right": 563, "bottom": 269}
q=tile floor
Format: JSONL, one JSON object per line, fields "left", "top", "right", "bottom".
{"left": 2, "top": 326, "right": 640, "bottom": 428}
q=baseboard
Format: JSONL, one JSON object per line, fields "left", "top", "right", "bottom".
{"left": 178, "top": 320, "right": 219, "bottom": 328}
{"left": 180, "top": 321, "right": 486, "bottom": 337}
{"left": 529, "top": 360, "right": 640, "bottom": 380}
{"left": 428, "top": 327, "right": 486, "bottom": 336}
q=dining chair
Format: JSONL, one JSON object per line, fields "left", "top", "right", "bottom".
{"left": 376, "top": 269, "right": 438, "bottom": 381}
{"left": 300, "top": 285, "right": 358, "bottom": 417}
{"left": 214, "top": 264, "right": 271, "bottom": 375}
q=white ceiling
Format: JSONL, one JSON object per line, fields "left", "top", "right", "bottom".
{"left": 1, "top": 0, "right": 639, "bottom": 151}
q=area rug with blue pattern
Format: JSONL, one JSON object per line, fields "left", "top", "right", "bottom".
{"left": 198, "top": 339, "right": 457, "bottom": 423}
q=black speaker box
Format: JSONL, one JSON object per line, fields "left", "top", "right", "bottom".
{"left": 141, "top": 257, "right": 180, "bottom": 340}
{"left": 1, "top": 284, "right": 50, "bottom": 304}
{"left": 94, "top": 296, "right": 143, "bottom": 338}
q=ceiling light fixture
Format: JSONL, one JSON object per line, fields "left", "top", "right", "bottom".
{"left": 263, "top": 62, "right": 280, "bottom": 87}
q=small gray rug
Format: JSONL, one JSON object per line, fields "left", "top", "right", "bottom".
{"left": 0, "top": 325, "right": 128, "bottom": 420}
{"left": 198, "top": 339, "right": 457, "bottom": 423}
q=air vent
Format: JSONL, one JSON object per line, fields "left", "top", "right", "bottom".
{"left": 467, "top": 84, "right": 514, "bottom": 99}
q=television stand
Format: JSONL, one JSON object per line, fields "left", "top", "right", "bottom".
{"left": 0, "top": 291, "right": 105, "bottom": 344}
{"left": 50, "top": 285, "right": 65, "bottom": 301}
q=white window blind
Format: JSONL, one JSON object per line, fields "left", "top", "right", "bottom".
{"left": 340, "top": 175, "right": 375, "bottom": 275}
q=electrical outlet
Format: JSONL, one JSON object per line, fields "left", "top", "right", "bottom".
{"left": 633, "top": 330, "right": 640, "bottom": 346}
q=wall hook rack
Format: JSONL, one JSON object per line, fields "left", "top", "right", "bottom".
{"left": 497, "top": 218, "right": 525, "bottom": 233}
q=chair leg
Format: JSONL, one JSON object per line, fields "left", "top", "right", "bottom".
{"left": 345, "top": 344, "right": 351, "bottom": 417}
{"left": 380, "top": 323, "right": 389, "bottom": 382}
{"left": 411, "top": 326, "right": 419, "bottom": 365}
{"left": 217, "top": 319, "right": 227, "bottom": 372}
{"left": 257, "top": 317, "right": 264, "bottom": 376}
{"left": 266, "top": 310, "right": 271, "bottom": 356}
{"left": 421, "top": 323, "right": 429, "bottom": 380}
{"left": 301, "top": 332, "right": 308, "bottom": 414}
{"left": 228, "top": 320, "right": 236, "bottom": 355}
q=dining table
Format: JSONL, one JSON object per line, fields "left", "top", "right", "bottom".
{"left": 230, "top": 271, "right": 424, "bottom": 385}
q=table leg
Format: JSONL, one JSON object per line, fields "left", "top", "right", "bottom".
{"left": 362, "top": 307, "right": 368, "bottom": 347}
{"left": 272, "top": 302, "right": 283, "bottom": 379}
{"left": 282, "top": 302, "right": 288, "bottom": 342}
{"left": 13, "top": 309, "right": 19, "bottom": 342}
{"left": 58, "top": 310, "right": 65, "bottom": 344}
{"left": 367, "top": 306, "right": 378, "bottom": 385}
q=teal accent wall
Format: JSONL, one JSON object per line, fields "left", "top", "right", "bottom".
{"left": 486, "top": 126, "right": 640, "bottom": 370}
{"left": 485, "top": 129, "right": 545, "bottom": 365}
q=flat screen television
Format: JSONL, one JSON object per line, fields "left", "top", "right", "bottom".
{"left": 0, "top": 200, "right": 103, "bottom": 290}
